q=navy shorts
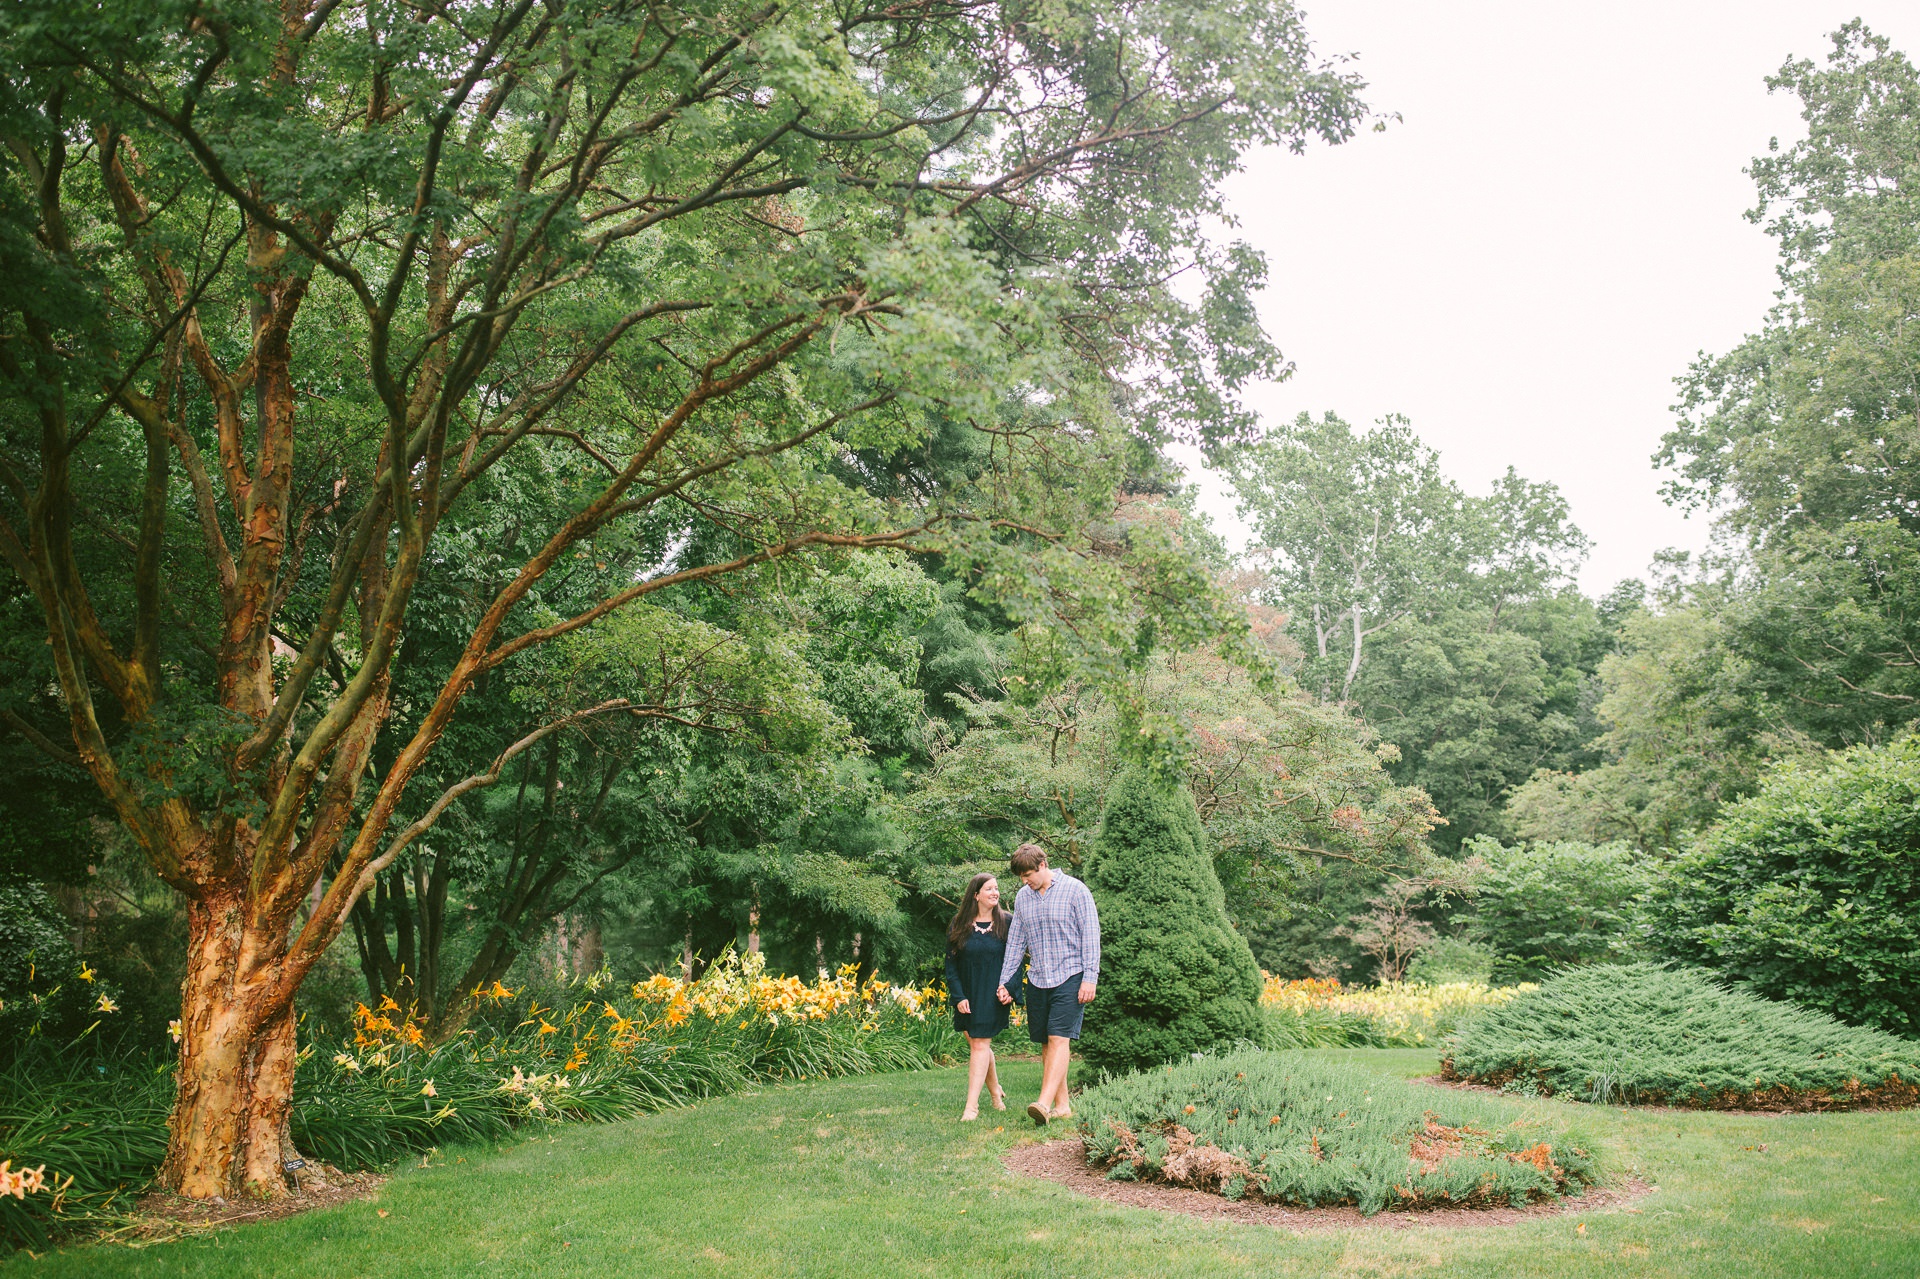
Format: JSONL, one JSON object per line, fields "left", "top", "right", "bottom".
{"left": 1026, "top": 973, "right": 1085, "bottom": 1044}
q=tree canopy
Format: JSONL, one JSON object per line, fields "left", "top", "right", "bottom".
{"left": 0, "top": 0, "right": 1369, "bottom": 1197}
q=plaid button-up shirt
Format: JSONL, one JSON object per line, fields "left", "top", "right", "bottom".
{"left": 998, "top": 870, "right": 1101, "bottom": 991}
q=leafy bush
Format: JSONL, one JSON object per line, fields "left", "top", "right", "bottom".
{"left": 1081, "top": 768, "right": 1264, "bottom": 1073}
{"left": 1445, "top": 964, "right": 1920, "bottom": 1109}
{"left": 1406, "top": 937, "right": 1494, "bottom": 985}
{"left": 1260, "top": 975, "right": 1532, "bottom": 1049}
{"left": 0, "top": 952, "right": 960, "bottom": 1250}
{"left": 1460, "top": 837, "right": 1656, "bottom": 981}
{"left": 1646, "top": 737, "right": 1920, "bottom": 1034}
{"left": 0, "top": 885, "right": 123, "bottom": 1055}
{"left": 1077, "top": 1048, "right": 1600, "bottom": 1215}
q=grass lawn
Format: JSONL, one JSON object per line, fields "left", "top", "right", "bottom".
{"left": 7, "top": 1048, "right": 1915, "bottom": 1278}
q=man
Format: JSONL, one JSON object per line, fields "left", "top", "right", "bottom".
{"left": 996, "top": 842, "right": 1100, "bottom": 1125}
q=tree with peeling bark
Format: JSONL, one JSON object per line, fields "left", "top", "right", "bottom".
{"left": 0, "top": 0, "right": 1365, "bottom": 1199}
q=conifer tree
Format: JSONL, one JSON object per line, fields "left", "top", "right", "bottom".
{"left": 1081, "top": 767, "right": 1265, "bottom": 1073}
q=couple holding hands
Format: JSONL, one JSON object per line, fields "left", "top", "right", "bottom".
{"left": 942, "top": 843, "right": 1101, "bottom": 1124}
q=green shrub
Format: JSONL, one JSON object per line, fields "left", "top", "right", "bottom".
{"left": 0, "top": 885, "right": 120, "bottom": 1056}
{"left": 1460, "top": 837, "right": 1655, "bottom": 981}
{"left": 1077, "top": 1048, "right": 1600, "bottom": 1215}
{"left": 1445, "top": 964, "right": 1920, "bottom": 1109}
{"left": 1081, "top": 768, "right": 1263, "bottom": 1073}
{"left": 1646, "top": 737, "right": 1920, "bottom": 1034}
{"left": 1406, "top": 937, "right": 1495, "bottom": 985}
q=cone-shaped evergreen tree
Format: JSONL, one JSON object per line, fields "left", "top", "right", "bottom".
{"left": 1080, "top": 766, "right": 1264, "bottom": 1073}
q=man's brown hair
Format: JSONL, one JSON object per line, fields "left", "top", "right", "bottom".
{"left": 1009, "top": 843, "right": 1047, "bottom": 875}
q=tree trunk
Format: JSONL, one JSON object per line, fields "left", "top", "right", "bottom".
{"left": 160, "top": 888, "right": 304, "bottom": 1199}
{"left": 570, "top": 921, "right": 603, "bottom": 975}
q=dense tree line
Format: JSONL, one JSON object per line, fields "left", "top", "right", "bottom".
{"left": 1219, "top": 24, "right": 1920, "bottom": 1004}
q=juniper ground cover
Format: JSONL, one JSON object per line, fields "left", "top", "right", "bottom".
{"left": 1445, "top": 965, "right": 1920, "bottom": 1109}
{"left": 1078, "top": 1049, "right": 1598, "bottom": 1212}
{"left": 8, "top": 1049, "right": 1915, "bottom": 1278}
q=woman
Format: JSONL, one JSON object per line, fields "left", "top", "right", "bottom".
{"left": 945, "top": 873, "right": 1022, "bottom": 1120}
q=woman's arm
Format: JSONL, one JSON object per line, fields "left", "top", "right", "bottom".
{"left": 997, "top": 909, "right": 1027, "bottom": 992}
{"left": 944, "top": 948, "right": 965, "bottom": 1009}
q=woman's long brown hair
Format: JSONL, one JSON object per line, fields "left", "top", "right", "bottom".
{"left": 947, "top": 873, "right": 1011, "bottom": 952}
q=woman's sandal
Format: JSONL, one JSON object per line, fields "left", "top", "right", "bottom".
{"left": 991, "top": 1086, "right": 1007, "bottom": 1111}
{"left": 960, "top": 1108, "right": 979, "bottom": 1122}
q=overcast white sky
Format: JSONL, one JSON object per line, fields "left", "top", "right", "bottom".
{"left": 1177, "top": 2, "right": 1920, "bottom": 595}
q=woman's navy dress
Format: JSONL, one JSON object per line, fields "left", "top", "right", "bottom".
{"left": 946, "top": 921, "right": 1023, "bottom": 1038}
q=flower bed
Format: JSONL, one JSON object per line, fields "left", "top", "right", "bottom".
{"left": 1259, "top": 975, "right": 1533, "bottom": 1048}
{"left": 0, "top": 952, "right": 957, "bottom": 1250}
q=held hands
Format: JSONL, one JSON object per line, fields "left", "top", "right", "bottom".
{"left": 956, "top": 999, "right": 971, "bottom": 1015}
{"left": 996, "top": 985, "right": 1013, "bottom": 1005}
{"left": 1078, "top": 982, "right": 1097, "bottom": 1005}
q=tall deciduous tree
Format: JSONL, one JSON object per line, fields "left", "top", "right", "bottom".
{"left": 1228, "top": 413, "right": 1466, "bottom": 703}
{"left": 1662, "top": 23, "right": 1920, "bottom": 544}
{"left": 1657, "top": 25, "right": 1920, "bottom": 744}
{"left": 1517, "top": 27, "right": 1920, "bottom": 854}
{"left": 1229, "top": 412, "right": 1592, "bottom": 848}
{"left": 0, "top": 0, "right": 1366, "bottom": 1196}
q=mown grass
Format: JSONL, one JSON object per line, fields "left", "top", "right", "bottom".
{"left": 7, "top": 1048, "right": 1916, "bottom": 1278}
{"left": 1079, "top": 1048, "right": 1598, "bottom": 1212}
{"left": 1446, "top": 965, "right": 1920, "bottom": 1109}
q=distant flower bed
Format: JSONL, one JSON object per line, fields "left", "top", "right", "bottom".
{"left": 1259, "top": 975, "right": 1534, "bottom": 1049}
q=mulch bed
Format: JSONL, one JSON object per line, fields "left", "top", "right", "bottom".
{"left": 124, "top": 1165, "right": 385, "bottom": 1240}
{"left": 1002, "top": 1138, "right": 1651, "bottom": 1233}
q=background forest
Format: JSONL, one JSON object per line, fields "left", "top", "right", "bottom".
{"left": 5, "top": 13, "right": 1918, "bottom": 1100}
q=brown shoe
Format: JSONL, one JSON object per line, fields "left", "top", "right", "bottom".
{"left": 1026, "top": 1102, "right": 1049, "bottom": 1126}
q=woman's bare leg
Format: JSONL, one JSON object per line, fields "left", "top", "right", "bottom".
{"left": 963, "top": 1037, "right": 993, "bottom": 1118}
{"left": 984, "top": 1046, "right": 1004, "bottom": 1107}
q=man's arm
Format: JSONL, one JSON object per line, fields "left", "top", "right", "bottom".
{"left": 998, "top": 903, "right": 1027, "bottom": 991}
{"left": 1078, "top": 883, "right": 1101, "bottom": 1002}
